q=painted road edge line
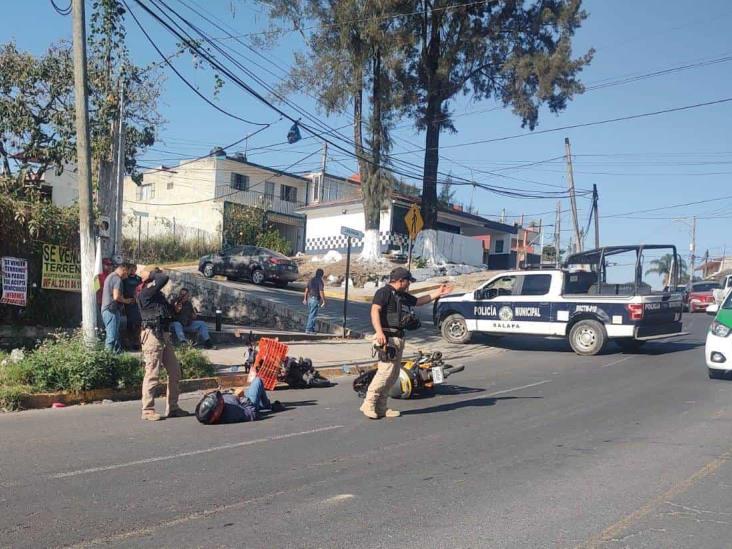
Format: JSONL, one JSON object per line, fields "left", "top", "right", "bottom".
{"left": 50, "top": 425, "right": 344, "bottom": 480}
{"left": 486, "top": 380, "right": 552, "bottom": 397}
{"left": 576, "top": 448, "right": 732, "bottom": 549}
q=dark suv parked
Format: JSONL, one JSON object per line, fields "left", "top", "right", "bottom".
{"left": 198, "top": 246, "right": 299, "bottom": 287}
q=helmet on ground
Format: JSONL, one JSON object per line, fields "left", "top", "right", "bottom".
{"left": 195, "top": 390, "right": 225, "bottom": 424}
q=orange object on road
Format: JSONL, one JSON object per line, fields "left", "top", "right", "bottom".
{"left": 252, "top": 338, "right": 288, "bottom": 390}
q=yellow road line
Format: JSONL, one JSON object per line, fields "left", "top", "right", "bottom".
{"left": 577, "top": 448, "right": 732, "bottom": 548}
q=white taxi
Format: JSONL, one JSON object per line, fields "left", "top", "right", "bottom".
{"left": 706, "top": 290, "right": 732, "bottom": 379}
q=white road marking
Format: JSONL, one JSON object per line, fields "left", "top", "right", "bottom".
{"left": 486, "top": 380, "right": 552, "bottom": 397}
{"left": 319, "top": 494, "right": 355, "bottom": 505}
{"left": 600, "top": 356, "right": 633, "bottom": 369}
{"left": 50, "top": 425, "right": 343, "bottom": 480}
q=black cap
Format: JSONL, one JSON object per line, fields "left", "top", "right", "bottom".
{"left": 389, "top": 267, "right": 416, "bottom": 282}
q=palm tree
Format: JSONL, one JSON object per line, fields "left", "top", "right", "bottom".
{"left": 645, "top": 254, "right": 688, "bottom": 286}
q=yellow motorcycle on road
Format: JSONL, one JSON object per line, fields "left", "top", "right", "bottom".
{"left": 353, "top": 351, "right": 465, "bottom": 400}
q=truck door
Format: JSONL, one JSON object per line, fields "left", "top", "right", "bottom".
{"left": 473, "top": 275, "right": 520, "bottom": 333}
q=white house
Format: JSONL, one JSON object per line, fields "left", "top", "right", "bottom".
{"left": 122, "top": 153, "right": 311, "bottom": 253}
{"left": 298, "top": 178, "right": 526, "bottom": 266}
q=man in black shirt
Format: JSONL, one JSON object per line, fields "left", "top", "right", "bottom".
{"left": 138, "top": 266, "right": 191, "bottom": 421}
{"left": 360, "top": 267, "right": 453, "bottom": 419}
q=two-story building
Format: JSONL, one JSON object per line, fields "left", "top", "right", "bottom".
{"left": 122, "top": 153, "right": 310, "bottom": 253}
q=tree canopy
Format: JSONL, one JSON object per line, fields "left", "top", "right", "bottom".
{"left": 0, "top": 0, "right": 163, "bottom": 190}
{"left": 398, "top": 0, "right": 594, "bottom": 228}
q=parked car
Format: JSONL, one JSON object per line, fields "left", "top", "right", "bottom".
{"left": 688, "top": 281, "right": 722, "bottom": 313}
{"left": 198, "top": 246, "right": 299, "bottom": 287}
{"left": 705, "top": 291, "right": 732, "bottom": 379}
{"left": 675, "top": 285, "right": 690, "bottom": 310}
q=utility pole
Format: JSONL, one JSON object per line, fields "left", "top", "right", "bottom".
{"left": 592, "top": 183, "right": 600, "bottom": 249}
{"left": 564, "top": 138, "right": 582, "bottom": 253}
{"left": 554, "top": 201, "right": 561, "bottom": 267}
{"left": 690, "top": 215, "right": 696, "bottom": 282}
{"left": 72, "top": 0, "right": 97, "bottom": 345}
{"left": 112, "top": 77, "right": 126, "bottom": 257}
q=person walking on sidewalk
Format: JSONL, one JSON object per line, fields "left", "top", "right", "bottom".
{"left": 303, "top": 268, "right": 326, "bottom": 334}
{"left": 170, "top": 288, "right": 215, "bottom": 348}
{"left": 101, "top": 263, "right": 133, "bottom": 353}
{"left": 138, "top": 266, "right": 191, "bottom": 421}
{"left": 360, "top": 268, "right": 453, "bottom": 420}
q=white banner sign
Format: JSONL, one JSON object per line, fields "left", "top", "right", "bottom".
{"left": 0, "top": 256, "right": 28, "bottom": 307}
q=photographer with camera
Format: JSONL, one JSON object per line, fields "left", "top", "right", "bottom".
{"left": 360, "top": 267, "right": 453, "bottom": 420}
{"left": 138, "top": 266, "right": 191, "bottom": 421}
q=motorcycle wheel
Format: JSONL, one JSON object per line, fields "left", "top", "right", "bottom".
{"left": 388, "top": 368, "right": 414, "bottom": 399}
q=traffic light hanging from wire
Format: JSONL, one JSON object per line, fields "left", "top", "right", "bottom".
{"left": 287, "top": 121, "right": 301, "bottom": 144}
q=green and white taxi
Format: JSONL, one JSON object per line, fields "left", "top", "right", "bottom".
{"left": 706, "top": 289, "right": 732, "bottom": 379}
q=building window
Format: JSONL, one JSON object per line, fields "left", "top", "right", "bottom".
{"left": 265, "top": 181, "right": 275, "bottom": 199}
{"left": 231, "top": 173, "right": 249, "bottom": 191}
{"left": 495, "top": 239, "right": 504, "bottom": 253}
{"left": 280, "top": 184, "right": 298, "bottom": 203}
{"left": 312, "top": 173, "right": 322, "bottom": 202}
{"left": 137, "top": 184, "right": 154, "bottom": 201}
{"left": 166, "top": 181, "right": 174, "bottom": 190}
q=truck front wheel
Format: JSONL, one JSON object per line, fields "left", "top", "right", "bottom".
{"left": 569, "top": 319, "right": 607, "bottom": 356}
{"left": 441, "top": 314, "right": 472, "bottom": 344}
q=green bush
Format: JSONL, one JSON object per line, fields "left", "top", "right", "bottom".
{"left": 123, "top": 235, "right": 218, "bottom": 264}
{"left": 112, "top": 353, "right": 144, "bottom": 389}
{"left": 4, "top": 333, "right": 144, "bottom": 393}
{"left": 0, "top": 385, "right": 31, "bottom": 412}
{"left": 175, "top": 344, "right": 216, "bottom": 379}
{"left": 257, "top": 229, "right": 292, "bottom": 256}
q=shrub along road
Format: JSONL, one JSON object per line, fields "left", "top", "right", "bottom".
{"left": 2, "top": 315, "right": 731, "bottom": 548}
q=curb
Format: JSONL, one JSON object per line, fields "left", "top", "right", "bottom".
{"left": 321, "top": 283, "right": 442, "bottom": 303}
{"left": 18, "top": 378, "right": 219, "bottom": 410}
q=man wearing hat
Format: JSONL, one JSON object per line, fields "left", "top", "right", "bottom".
{"left": 137, "top": 266, "right": 191, "bottom": 421}
{"left": 360, "top": 267, "right": 453, "bottom": 419}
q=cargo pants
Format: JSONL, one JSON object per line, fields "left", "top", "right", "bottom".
{"left": 141, "top": 328, "right": 182, "bottom": 415}
{"left": 361, "top": 336, "right": 405, "bottom": 416}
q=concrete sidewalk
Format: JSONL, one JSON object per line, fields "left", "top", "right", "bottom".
{"left": 205, "top": 339, "right": 377, "bottom": 372}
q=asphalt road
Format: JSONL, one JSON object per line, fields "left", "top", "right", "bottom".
{"left": 3, "top": 314, "right": 732, "bottom": 548}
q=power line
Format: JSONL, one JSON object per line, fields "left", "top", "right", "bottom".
{"left": 125, "top": 149, "right": 321, "bottom": 206}
{"left": 603, "top": 194, "right": 732, "bottom": 219}
{"left": 130, "top": 0, "right": 583, "bottom": 201}
{"left": 392, "top": 97, "right": 732, "bottom": 154}
{"left": 50, "top": 0, "right": 71, "bottom": 16}
{"left": 126, "top": 1, "right": 269, "bottom": 126}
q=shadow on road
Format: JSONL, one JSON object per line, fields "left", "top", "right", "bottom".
{"left": 281, "top": 399, "right": 319, "bottom": 407}
{"left": 617, "top": 341, "right": 704, "bottom": 355}
{"left": 402, "top": 395, "right": 542, "bottom": 416}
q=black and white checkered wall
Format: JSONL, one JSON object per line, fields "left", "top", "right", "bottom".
{"left": 306, "top": 231, "right": 408, "bottom": 253}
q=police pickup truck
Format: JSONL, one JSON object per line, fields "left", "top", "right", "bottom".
{"left": 434, "top": 245, "right": 686, "bottom": 355}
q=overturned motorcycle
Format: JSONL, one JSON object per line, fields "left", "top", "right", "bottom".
{"left": 353, "top": 350, "right": 465, "bottom": 400}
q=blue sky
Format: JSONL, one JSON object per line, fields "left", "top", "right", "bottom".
{"left": 2, "top": 0, "right": 731, "bottom": 269}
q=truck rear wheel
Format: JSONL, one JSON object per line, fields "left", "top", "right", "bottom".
{"left": 569, "top": 319, "right": 607, "bottom": 356}
{"left": 441, "top": 314, "right": 472, "bottom": 344}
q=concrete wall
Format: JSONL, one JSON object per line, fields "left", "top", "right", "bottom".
{"left": 413, "top": 229, "right": 485, "bottom": 266}
{"left": 303, "top": 202, "right": 394, "bottom": 253}
{"left": 122, "top": 158, "right": 222, "bottom": 240}
{"left": 165, "top": 270, "right": 358, "bottom": 337}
